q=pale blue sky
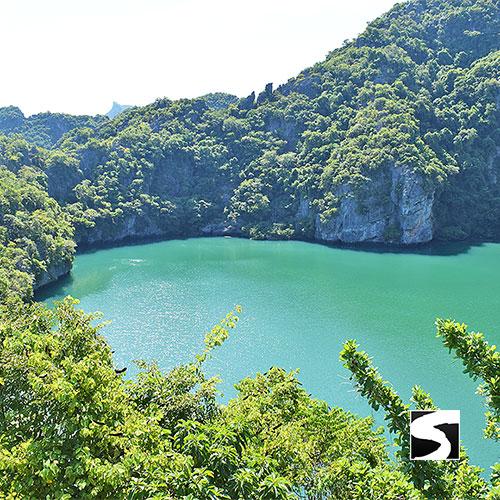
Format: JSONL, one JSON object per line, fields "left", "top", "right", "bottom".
{"left": 1, "top": 0, "right": 399, "bottom": 116}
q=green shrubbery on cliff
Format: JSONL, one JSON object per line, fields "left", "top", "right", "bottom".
{"left": 0, "top": 0, "right": 498, "bottom": 264}
{"left": 0, "top": 145, "right": 74, "bottom": 301}
{"left": 0, "top": 0, "right": 499, "bottom": 495}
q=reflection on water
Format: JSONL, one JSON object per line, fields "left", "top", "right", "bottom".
{"left": 40, "top": 237, "right": 500, "bottom": 472}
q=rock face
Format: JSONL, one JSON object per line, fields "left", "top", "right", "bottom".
{"left": 257, "top": 83, "right": 274, "bottom": 105}
{"left": 106, "top": 102, "right": 132, "bottom": 119}
{"left": 36, "top": 260, "right": 72, "bottom": 289}
{"left": 316, "top": 164, "right": 434, "bottom": 245}
{"left": 201, "top": 222, "right": 238, "bottom": 236}
{"left": 394, "top": 166, "right": 434, "bottom": 244}
{"left": 72, "top": 164, "right": 436, "bottom": 249}
{"left": 75, "top": 213, "right": 175, "bottom": 247}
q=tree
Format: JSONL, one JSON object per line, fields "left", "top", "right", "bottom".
{"left": 340, "top": 320, "right": 500, "bottom": 498}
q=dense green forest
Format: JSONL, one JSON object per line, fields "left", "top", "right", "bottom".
{"left": 0, "top": 107, "right": 106, "bottom": 149}
{"left": 0, "top": 0, "right": 499, "bottom": 496}
{"left": 0, "top": 0, "right": 498, "bottom": 299}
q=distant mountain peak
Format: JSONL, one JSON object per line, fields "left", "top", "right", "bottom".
{"left": 106, "top": 101, "right": 133, "bottom": 119}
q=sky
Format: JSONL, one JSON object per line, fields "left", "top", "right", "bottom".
{"left": 0, "top": 0, "right": 399, "bottom": 116}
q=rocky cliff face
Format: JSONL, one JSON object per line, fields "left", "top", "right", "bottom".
{"left": 316, "top": 165, "right": 434, "bottom": 244}
{"left": 69, "top": 163, "right": 436, "bottom": 248}
{"left": 36, "top": 260, "right": 72, "bottom": 289}
{"left": 395, "top": 166, "right": 434, "bottom": 244}
{"left": 66, "top": 148, "right": 500, "bottom": 254}
{"left": 75, "top": 212, "right": 181, "bottom": 247}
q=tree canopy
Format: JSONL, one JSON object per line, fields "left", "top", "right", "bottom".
{"left": 0, "top": 0, "right": 499, "bottom": 496}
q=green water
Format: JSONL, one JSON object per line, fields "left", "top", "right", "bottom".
{"left": 40, "top": 237, "right": 500, "bottom": 470}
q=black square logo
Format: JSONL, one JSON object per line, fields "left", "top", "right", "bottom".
{"left": 410, "top": 410, "right": 460, "bottom": 460}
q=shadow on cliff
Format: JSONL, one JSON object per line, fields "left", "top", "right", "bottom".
{"left": 76, "top": 233, "right": 486, "bottom": 258}
{"left": 35, "top": 273, "right": 76, "bottom": 302}
{"left": 33, "top": 236, "right": 492, "bottom": 308}
{"left": 321, "top": 239, "right": 485, "bottom": 256}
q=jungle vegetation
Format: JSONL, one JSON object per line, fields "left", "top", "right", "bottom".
{"left": 0, "top": 0, "right": 499, "bottom": 496}
{"left": 0, "top": 0, "right": 498, "bottom": 300}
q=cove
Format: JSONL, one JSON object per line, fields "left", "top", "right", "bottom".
{"left": 39, "top": 237, "right": 500, "bottom": 470}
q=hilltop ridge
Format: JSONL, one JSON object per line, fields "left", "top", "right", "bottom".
{"left": 0, "top": 0, "right": 499, "bottom": 298}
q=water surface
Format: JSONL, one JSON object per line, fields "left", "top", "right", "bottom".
{"left": 40, "top": 237, "right": 500, "bottom": 470}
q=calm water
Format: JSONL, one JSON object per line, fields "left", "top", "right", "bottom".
{"left": 40, "top": 237, "right": 500, "bottom": 470}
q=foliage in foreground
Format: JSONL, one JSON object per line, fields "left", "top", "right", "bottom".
{"left": 340, "top": 320, "right": 500, "bottom": 498}
{"left": 0, "top": 298, "right": 499, "bottom": 498}
{"left": 436, "top": 319, "right": 499, "bottom": 442}
{"left": 0, "top": 298, "right": 418, "bottom": 499}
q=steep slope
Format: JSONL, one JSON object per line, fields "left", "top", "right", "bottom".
{"left": 0, "top": 135, "right": 74, "bottom": 300}
{"left": 39, "top": 0, "right": 497, "bottom": 248}
{"left": 0, "top": 0, "right": 498, "bottom": 295}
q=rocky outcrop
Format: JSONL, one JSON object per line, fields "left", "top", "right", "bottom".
{"left": 257, "top": 83, "right": 274, "bottom": 105}
{"left": 75, "top": 213, "right": 176, "bottom": 247}
{"left": 35, "top": 260, "right": 72, "bottom": 289}
{"left": 394, "top": 166, "right": 434, "bottom": 244}
{"left": 237, "top": 92, "right": 256, "bottom": 110}
{"left": 316, "top": 164, "right": 434, "bottom": 244}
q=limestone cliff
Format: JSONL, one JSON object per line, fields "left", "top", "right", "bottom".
{"left": 36, "top": 260, "right": 72, "bottom": 289}
{"left": 315, "top": 165, "right": 434, "bottom": 244}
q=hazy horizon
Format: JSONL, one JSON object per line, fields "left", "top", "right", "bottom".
{"left": 1, "top": 0, "right": 399, "bottom": 117}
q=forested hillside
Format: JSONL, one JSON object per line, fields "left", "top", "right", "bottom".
{"left": 23, "top": 0, "right": 500, "bottom": 248}
{"left": 0, "top": 0, "right": 498, "bottom": 298}
{"left": 0, "top": 106, "right": 106, "bottom": 148}
{"left": 0, "top": 0, "right": 499, "bottom": 496}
